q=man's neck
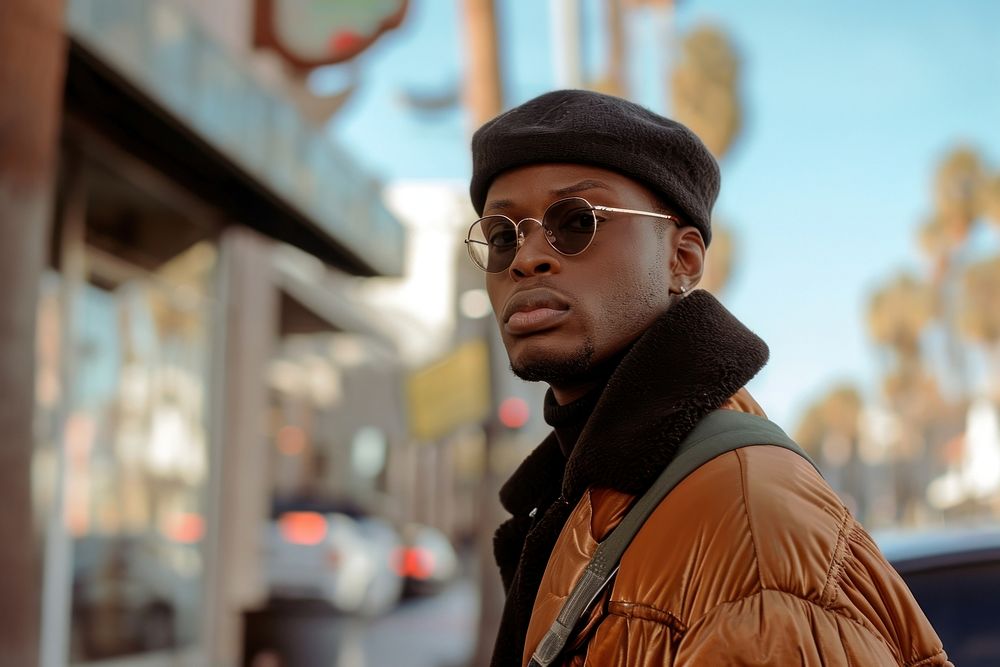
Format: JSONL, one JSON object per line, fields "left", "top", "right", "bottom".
{"left": 547, "top": 340, "right": 642, "bottom": 405}
{"left": 549, "top": 383, "right": 598, "bottom": 406}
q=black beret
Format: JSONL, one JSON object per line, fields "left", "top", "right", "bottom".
{"left": 470, "top": 89, "right": 719, "bottom": 246}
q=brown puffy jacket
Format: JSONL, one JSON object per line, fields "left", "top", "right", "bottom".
{"left": 521, "top": 391, "right": 951, "bottom": 666}
{"left": 489, "top": 292, "right": 949, "bottom": 666}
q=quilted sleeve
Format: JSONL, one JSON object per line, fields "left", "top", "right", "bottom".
{"left": 675, "top": 588, "right": 952, "bottom": 667}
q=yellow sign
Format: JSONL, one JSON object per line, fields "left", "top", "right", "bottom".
{"left": 407, "top": 340, "right": 490, "bottom": 441}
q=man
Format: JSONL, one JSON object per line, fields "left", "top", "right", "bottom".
{"left": 466, "top": 89, "right": 950, "bottom": 666}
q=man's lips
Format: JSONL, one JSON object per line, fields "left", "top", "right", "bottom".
{"left": 502, "top": 288, "right": 570, "bottom": 335}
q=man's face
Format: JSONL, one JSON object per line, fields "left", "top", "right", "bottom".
{"left": 483, "top": 164, "right": 677, "bottom": 389}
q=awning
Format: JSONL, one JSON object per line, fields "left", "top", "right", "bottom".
{"left": 65, "top": 0, "right": 405, "bottom": 277}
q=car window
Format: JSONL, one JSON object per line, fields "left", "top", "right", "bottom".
{"left": 899, "top": 559, "right": 1000, "bottom": 667}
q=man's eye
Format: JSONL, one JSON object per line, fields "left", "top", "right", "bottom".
{"left": 559, "top": 211, "right": 597, "bottom": 233}
{"left": 488, "top": 228, "right": 517, "bottom": 247}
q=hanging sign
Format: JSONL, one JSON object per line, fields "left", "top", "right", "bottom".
{"left": 254, "top": 0, "right": 409, "bottom": 71}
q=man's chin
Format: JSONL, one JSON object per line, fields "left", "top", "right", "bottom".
{"left": 508, "top": 342, "right": 595, "bottom": 384}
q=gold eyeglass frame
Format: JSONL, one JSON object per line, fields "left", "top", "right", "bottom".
{"left": 464, "top": 196, "right": 681, "bottom": 273}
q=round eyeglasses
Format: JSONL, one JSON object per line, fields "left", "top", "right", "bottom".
{"left": 464, "top": 197, "right": 681, "bottom": 273}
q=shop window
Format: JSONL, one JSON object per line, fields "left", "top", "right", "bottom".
{"left": 45, "top": 242, "right": 217, "bottom": 663}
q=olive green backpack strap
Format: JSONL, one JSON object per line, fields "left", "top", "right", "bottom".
{"left": 527, "top": 410, "right": 819, "bottom": 667}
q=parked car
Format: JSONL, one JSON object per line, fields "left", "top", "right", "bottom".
{"left": 71, "top": 532, "right": 201, "bottom": 660}
{"left": 879, "top": 525, "right": 1000, "bottom": 667}
{"left": 264, "top": 511, "right": 404, "bottom": 615}
{"left": 393, "top": 523, "right": 460, "bottom": 597}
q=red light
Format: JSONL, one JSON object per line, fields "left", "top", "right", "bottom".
{"left": 280, "top": 512, "right": 328, "bottom": 545}
{"left": 276, "top": 425, "right": 307, "bottom": 456}
{"left": 329, "top": 31, "right": 363, "bottom": 56}
{"left": 163, "top": 512, "right": 205, "bottom": 544}
{"left": 392, "top": 547, "right": 435, "bottom": 580}
{"left": 498, "top": 397, "right": 530, "bottom": 429}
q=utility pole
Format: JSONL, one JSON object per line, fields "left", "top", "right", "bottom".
{"left": 459, "top": 1, "right": 505, "bottom": 664}
{"left": 549, "top": 0, "right": 583, "bottom": 88}
{"left": 0, "top": 0, "right": 66, "bottom": 665}
{"left": 462, "top": 0, "right": 503, "bottom": 124}
{"left": 606, "top": 0, "right": 627, "bottom": 96}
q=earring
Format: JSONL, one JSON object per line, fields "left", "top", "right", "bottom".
{"left": 680, "top": 286, "right": 687, "bottom": 294}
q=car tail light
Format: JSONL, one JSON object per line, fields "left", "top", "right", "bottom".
{"left": 392, "top": 547, "right": 435, "bottom": 580}
{"left": 279, "top": 512, "right": 328, "bottom": 545}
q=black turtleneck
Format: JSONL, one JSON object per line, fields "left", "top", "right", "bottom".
{"left": 541, "top": 343, "right": 634, "bottom": 458}
{"left": 543, "top": 386, "right": 603, "bottom": 459}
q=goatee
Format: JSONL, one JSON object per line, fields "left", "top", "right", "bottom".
{"left": 510, "top": 340, "right": 596, "bottom": 384}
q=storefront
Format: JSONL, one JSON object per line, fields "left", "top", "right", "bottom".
{"left": 35, "top": 1, "right": 407, "bottom": 666}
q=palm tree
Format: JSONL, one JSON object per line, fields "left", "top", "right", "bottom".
{"left": 794, "top": 400, "right": 826, "bottom": 460}
{"left": 866, "top": 273, "right": 941, "bottom": 523}
{"left": 919, "top": 148, "right": 986, "bottom": 280}
{"left": 668, "top": 25, "right": 742, "bottom": 294}
{"left": 670, "top": 25, "right": 741, "bottom": 160}
{"left": 700, "top": 222, "right": 734, "bottom": 294}
{"left": 794, "top": 385, "right": 867, "bottom": 516}
{"left": 918, "top": 214, "right": 954, "bottom": 283}
{"left": 982, "top": 172, "right": 1000, "bottom": 227}
{"left": 855, "top": 146, "right": 998, "bottom": 525}
{"left": 921, "top": 148, "right": 988, "bottom": 401}
{"left": 959, "top": 256, "right": 1000, "bottom": 395}
{"left": 933, "top": 147, "right": 985, "bottom": 234}
{"left": 867, "top": 273, "right": 936, "bottom": 363}
{"left": 866, "top": 274, "right": 936, "bottom": 403}
{"left": 794, "top": 385, "right": 863, "bottom": 460}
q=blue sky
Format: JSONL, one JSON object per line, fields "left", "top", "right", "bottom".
{"left": 324, "top": 0, "right": 1000, "bottom": 428}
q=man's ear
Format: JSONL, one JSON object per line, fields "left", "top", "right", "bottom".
{"left": 669, "top": 226, "right": 706, "bottom": 293}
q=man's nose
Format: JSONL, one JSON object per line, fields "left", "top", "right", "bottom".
{"left": 509, "top": 222, "right": 561, "bottom": 278}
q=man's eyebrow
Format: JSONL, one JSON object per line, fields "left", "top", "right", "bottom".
{"left": 552, "top": 179, "right": 612, "bottom": 197}
{"left": 484, "top": 198, "right": 515, "bottom": 212}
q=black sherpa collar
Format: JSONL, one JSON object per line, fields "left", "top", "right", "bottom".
{"left": 500, "top": 288, "right": 769, "bottom": 510}
{"left": 489, "top": 290, "right": 769, "bottom": 667}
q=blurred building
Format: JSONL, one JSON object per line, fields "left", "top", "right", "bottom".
{"left": 32, "top": 0, "right": 408, "bottom": 665}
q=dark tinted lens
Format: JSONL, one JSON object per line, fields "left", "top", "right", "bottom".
{"left": 468, "top": 216, "right": 517, "bottom": 272}
{"left": 545, "top": 198, "right": 597, "bottom": 254}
